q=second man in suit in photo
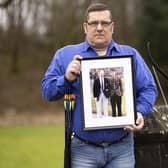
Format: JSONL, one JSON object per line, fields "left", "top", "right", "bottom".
{"left": 109, "top": 70, "right": 123, "bottom": 117}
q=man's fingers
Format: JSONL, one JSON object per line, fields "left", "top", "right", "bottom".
{"left": 65, "top": 55, "right": 82, "bottom": 82}
{"left": 124, "top": 113, "right": 144, "bottom": 132}
{"left": 124, "top": 123, "right": 144, "bottom": 132}
{"left": 73, "top": 55, "right": 83, "bottom": 61}
{"left": 124, "top": 126, "right": 134, "bottom": 131}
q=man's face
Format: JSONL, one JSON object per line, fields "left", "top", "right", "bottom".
{"left": 83, "top": 10, "right": 114, "bottom": 49}
{"left": 99, "top": 70, "right": 105, "bottom": 77}
{"left": 111, "top": 71, "right": 116, "bottom": 79}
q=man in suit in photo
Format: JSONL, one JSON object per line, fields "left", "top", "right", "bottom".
{"left": 93, "top": 69, "right": 110, "bottom": 117}
{"left": 109, "top": 70, "right": 123, "bottom": 117}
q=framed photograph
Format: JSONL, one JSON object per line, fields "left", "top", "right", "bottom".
{"left": 80, "top": 55, "right": 136, "bottom": 130}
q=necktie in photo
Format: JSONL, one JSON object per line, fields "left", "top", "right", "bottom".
{"left": 101, "top": 77, "right": 104, "bottom": 91}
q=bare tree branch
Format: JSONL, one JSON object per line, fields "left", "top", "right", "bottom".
{"left": 0, "top": 0, "right": 13, "bottom": 8}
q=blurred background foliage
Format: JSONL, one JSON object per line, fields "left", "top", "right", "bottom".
{"left": 0, "top": 0, "right": 167, "bottom": 120}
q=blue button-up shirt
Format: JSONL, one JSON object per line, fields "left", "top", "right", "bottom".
{"left": 41, "top": 40, "right": 157, "bottom": 143}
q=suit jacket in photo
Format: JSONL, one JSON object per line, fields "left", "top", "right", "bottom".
{"left": 109, "top": 78, "right": 123, "bottom": 96}
{"left": 93, "top": 77, "right": 110, "bottom": 100}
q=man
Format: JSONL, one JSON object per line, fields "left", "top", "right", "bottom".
{"left": 109, "top": 70, "right": 123, "bottom": 117}
{"left": 93, "top": 69, "right": 110, "bottom": 117}
{"left": 41, "top": 3, "right": 157, "bottom": 168}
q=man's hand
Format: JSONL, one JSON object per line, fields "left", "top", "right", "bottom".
{"left": 65, "top": 55, "right": 82, "bottom": 82}
{"left": 124, "top": 112, "right": 144, "bottom": 132}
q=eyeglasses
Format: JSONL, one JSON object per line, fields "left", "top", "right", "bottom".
{"left": 86, "top": 21, "right": 112, "bottom": 28}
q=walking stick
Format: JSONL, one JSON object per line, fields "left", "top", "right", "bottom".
{"left": 64, "top": 94, "right": 76, "bottom": 168}
{"left": 147, "top": 42, "right": 168, "bottom": 106}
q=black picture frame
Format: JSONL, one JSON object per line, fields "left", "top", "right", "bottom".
{"left": 80, "top": 55, "right": 136, "bottom": 130}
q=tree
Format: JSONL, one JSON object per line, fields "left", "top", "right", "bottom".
{"left": 0, "top": 0, "right": 13, "bottom": 8}
{"left": 139, "top": 0, "right": 168, "bottom": 65}
{"left": 0, "top": 0, "right": 48, "bottom": 73}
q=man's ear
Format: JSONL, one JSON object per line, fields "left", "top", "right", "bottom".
{"left": 83, "top": 22, "right": 87, "bottom": 34}
{"left": 111, "top": 22, "right": 115, "bottom": 34}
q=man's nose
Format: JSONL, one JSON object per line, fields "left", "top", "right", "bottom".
{"left": 97, "top": 23, "right": 103, "bottom": 30}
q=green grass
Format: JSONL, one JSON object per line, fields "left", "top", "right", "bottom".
{"left": 0, "top": 124, "right": 64, "bottom": 168}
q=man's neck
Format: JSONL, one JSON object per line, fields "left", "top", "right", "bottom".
{"left": 94, "top": 47, "right": 107, "bottom": 56}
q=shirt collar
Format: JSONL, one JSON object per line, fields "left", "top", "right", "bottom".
{"left": 82, "top": 38, "right": 120, "bottom": 53}
{"left": 107, "top": 39, "right": 120, "bottom": 53}
{"left": 82, "top": 39, "right": 91, "bottom": 51}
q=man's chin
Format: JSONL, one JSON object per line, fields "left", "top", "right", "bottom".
{"left": 92, "top": 41, "right": 108, "bottom": 48}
